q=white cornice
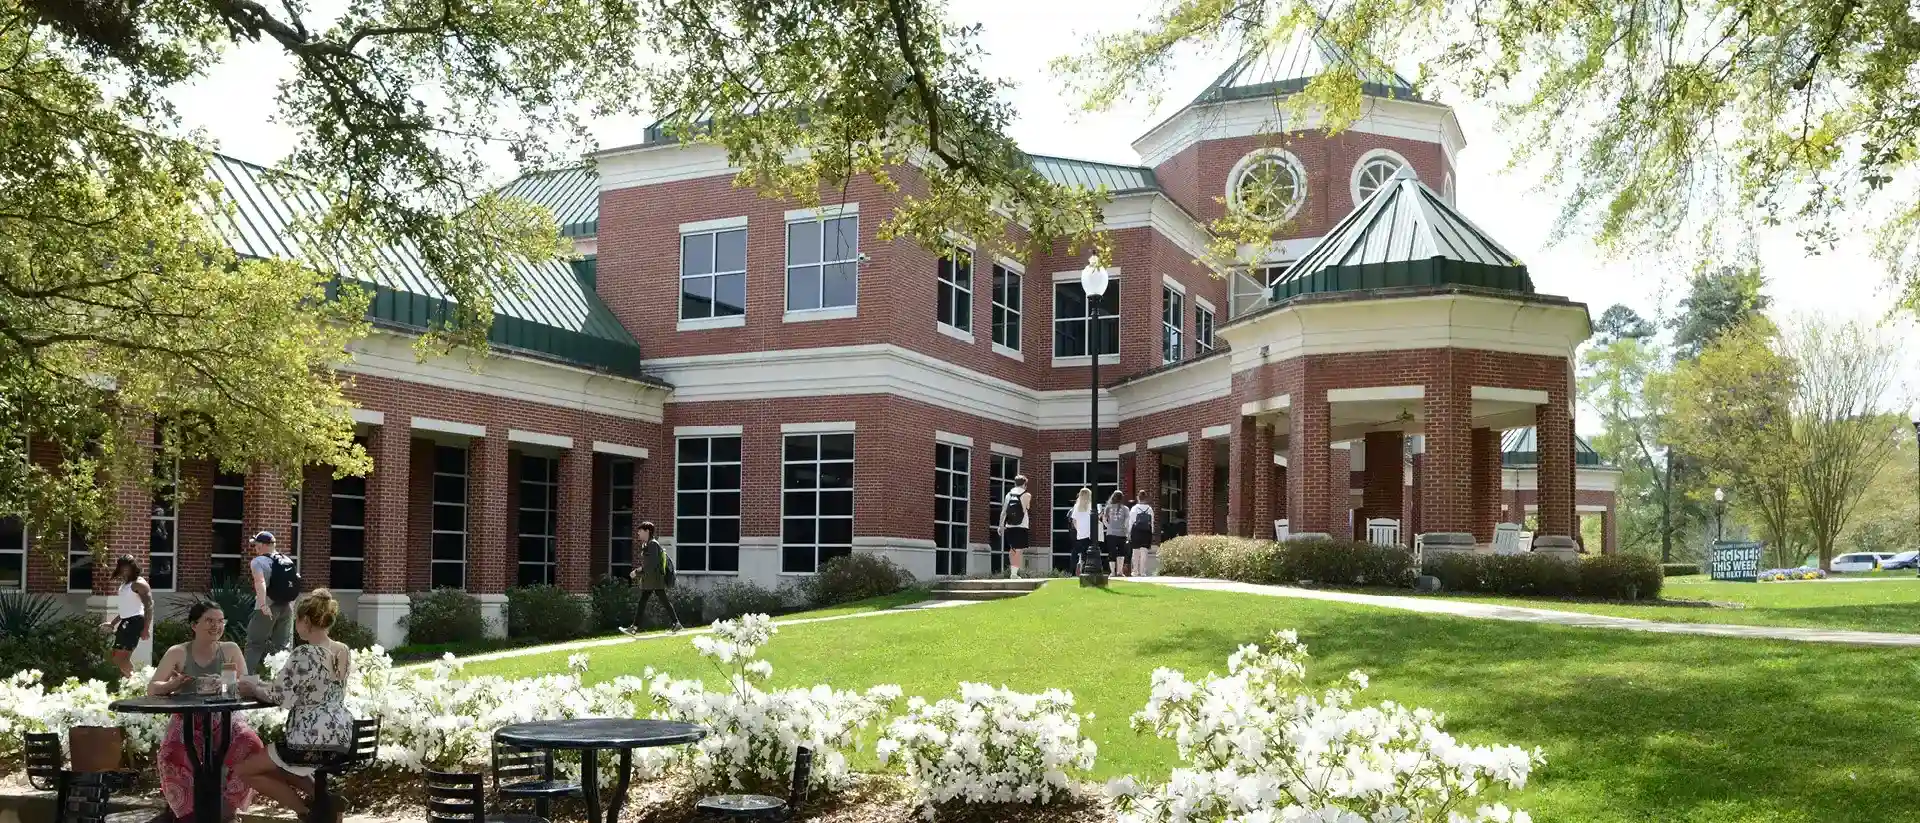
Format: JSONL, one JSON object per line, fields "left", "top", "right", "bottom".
{"left": 343, "top": 331, "right": 668, "bottom": 424}
{"left": 1133, "top": 96, "right": 1468, "bottom": 170}
{"left": 1219, "top": 294, "right": 1591, "bottom": 372}
{"left": 1099, "top": 194, "right": 1215, "bottom": 270}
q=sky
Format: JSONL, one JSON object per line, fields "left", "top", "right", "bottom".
{"left": 163, "top": 0, "right": 1920, "bottom": 420}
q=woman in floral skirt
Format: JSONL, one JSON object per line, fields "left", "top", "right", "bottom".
{"left": 147, "top": 600, "right": 266, "bottom": 821}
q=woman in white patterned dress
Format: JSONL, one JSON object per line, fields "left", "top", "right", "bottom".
{"left": 235, "top": 589, "right": 355, "bottom": 822}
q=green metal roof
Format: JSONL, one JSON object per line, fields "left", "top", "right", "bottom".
{"left": 1501, "top": 427, "right": 1607, "bottom": 468}
{"left": 1028, "top": 155, "right": 1158, "bottom": 194}
{"left": 203, "top": 153, "right": 645, "bottom": 378}
{"left": 498, "top": 166, "right": 600, "bottom": 238}
{"left": 1195, "top": 25, "right": 1420, "bottom": 106}
{"left": 1272, "top": 166, "right": 1532, "bottom": 301}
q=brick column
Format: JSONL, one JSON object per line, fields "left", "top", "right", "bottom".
{"left": 1362, "top": 431, "right": 1405, "bottom": 529}
{"left": 1250, "top": 424, "right": 1275, "bottom": 535}
{"left": 100, "top": 424, "right": 157, "bottom": 595}
{"left": 176, "top": 460, "right": 215, "bottom": 594}
{"left": 300, "top": 465, "right": 332, "bottom": 590}
{"left": 1137, "top": 450, "right": 1161, "bottom": 510}
{"left": 1470, "top": 428, "right": 1502, "bottom": 543}
{"left": 364, "top": 423, "right": 412, "bottom": 594}
{"left": 1603, "top": 507, "right": 1618, "bottom": 554}
{"left": 1420, "top": 378, "right": 1473, "bottom": 535}
{"left": 1227, "top": 417, "right": 1257, "bottom": 537}
{"left": 1536, "top": 397, "right": 1576, "bottom": 539}
{"left": 1328, "top": 443, "right": 1351, "bottom": 539}
{"left": 1187, "top": 440, "right": 1216, "bottom": 535}
{"left": 244, "top": 465, "right": 293, "bottom": 547}
{"left": 468, "top": 435, "right": 511, "bottom": 594}
{"left": 556, "top": 446, "right": 594, "bottom": 593}
{"left": 1287, "top": 390, "right": 1332, "bottom": 536}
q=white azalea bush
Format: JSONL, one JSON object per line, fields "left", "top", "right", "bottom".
{"left": 1108, "top": 630, "right": 1544, "bottom": 823}
{"left": 877, "top": 683, "right": 1098, "bottom": 816}
{"left": 0, "top": 667, "right": 168, "bottom": 761}
{"left": 638, "top": 614, "right": 901, "bottom": 792}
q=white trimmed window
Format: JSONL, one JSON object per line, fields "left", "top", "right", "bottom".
{"left": 1196, "top": 305, "right": 1216, "bottom": 353}
{"left": 1053, "top": 280, "right": 1118, "bottom": 357}
{"left": 210, "top": 470, "right": 246, "bottom": 588}
{"left": 934, "top": 443, "right": 970, "bottom": 577}
{"left": 1161, "top": 285, "right": 1184, "bottom": 364}
{"left": 1230, "top": 150, "right": 1306, "bottom": 221}
{"left": 1049, "top": 458, "right": 1117, "bottom": 573}
{"left": 782, "top": 432, "right": 854, "bottom": 574}
{"left": 1159, "top": 453, "right": 1187, "bottom": 537}
{"left": 67, "top": 521, "right": 93, "bottom": 592}
{"left": 681, "top": 227, "right": 747, "bottom": 320}
{"left": 517, "top": 454, "right": 558, "bottom": 586}
{"left": 329, "top": 446, "right": 366, "bottom": 591}
{"left": 991, "top": 264, "right": 1022, "bottom": 352}
{"left": 149, "top": 457, "right": 178, "bottom": 591}
{"left": 785, "top": 216, "right": 859, "bottom": 312}
{"left": 937, "top": 248, "right": 973, "bottom": 333}
{"left": 430, "top": 445, "right": 468, "bottom": 589}
{"left": 986, "top": 454, "right": 1019, "bottom": 575}
{"left": 0, "top": 515, "right": 21, "bottom": 590}
{"left": 676, "top": 436, "right": 742, "bottom": 573}
{"left": 608, "top": 458, "right": 636, "bottom": 579}
{"left": 287, "top": 490, "right": 302, "bottom": 573}
{"left": 1352, "top": 151, "right": 1408, "bottom": 204}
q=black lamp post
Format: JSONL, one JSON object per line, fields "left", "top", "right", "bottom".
{"left": 1079, "top": 257, "right": 1112, "bottom": 587}
{"left": 1911, "top": 405, "right": 1919, "bottom": 577}
{"left": 1713, "top": 486, "right": 1725, "bottom": 543}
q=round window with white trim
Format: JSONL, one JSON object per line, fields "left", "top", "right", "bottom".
{"left": 1230, "top": 152, "right": 1306, "bottom": 221}
{"left": 1352, "top": 153, "right": 1407, "bottom": 204}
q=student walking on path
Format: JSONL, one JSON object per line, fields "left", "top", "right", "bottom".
{"left": 1101, "top": 492, "right": 1131, "bottom": 577}
{"left": 997, "top": 475, "right": 1033, "bottom": 578}
{"left": 102, "top": 555, "right": 152, "bottom": 676}
{"left": 626, "top": 521, "right": 683, "bottom": 634}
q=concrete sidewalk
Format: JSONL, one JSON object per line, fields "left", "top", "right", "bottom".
{"left": 1132, "top": 577, "right": 1920, "bottom": 647}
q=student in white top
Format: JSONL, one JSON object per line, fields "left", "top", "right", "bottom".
{"left": 1069, "top": 486, "right": 1104, "bottom": 574}
{"left": 1127, "top": 492, "right": 1157, "bottom": 577}
{"left": 997, "top": 475, "right": 1034, "bottom": 578}
{"left": 102, "top": 555, "right": 153, "bottom": 677}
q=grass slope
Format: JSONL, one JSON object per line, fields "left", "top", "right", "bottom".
{"left": 465, "top": 582, "right": 1920, "bottom": 823}
{"left": 1436, "top": 577, "right": 1920, "bottom": 632}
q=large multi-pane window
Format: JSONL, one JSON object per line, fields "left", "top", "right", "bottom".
{"left": 68, "top": 522, "right": 93, "bottom": 592}
{"left": 430, "top": 445, "right": 468, "bottom": 589}
{"left": 991, "top": 264, "right": 1021, "bottom": 352}
{"left": 1049, "top": 458, "right": 1118, "bottom": 572}
{"left": 517, "top": 454, "right": 558, "bottom": 586}
{"left": 1196, "top": 305, "right": 1216, "bottom": 353}
{"left": 287, "top": 490, "right": 302, "bottom": 572}
{"left": 1052, "top": 280, "right": 1119, "bottom": 358}
{"left": 934, "top": 443, "right": 970, "bottom": 577}
{"left": 608, "top": 458, "right": 636, "bottom": 580}
{"left": 149, "top": 458, "right": 178, "bottom": 590}
{"left": 675, "top": 436, "right": 742, "bottom": 573}
{"left": 937, "top": 248, "right": 973, "bottom": 333}
{"left": 210, "top": 471, "right": 246, "bottom": 588}
{"left": 330, "top": 464, "right": 367, "bottom": 591}
{"left": 680, "top": 227, "right": 747, "bottom": 320}
{"left": 1159, "top": 454, "right": 1187, "bottom": 540}
{"left": 987, "top": 454, "right": 1019, "bottom": 575}
{"left": 781, "top": 432, "right": 854, "bottom": 574}
{"left": 1162, "top": 285, "right": 1185, "bottom": 364}
{"left": 785, "top": 216, "right": 859, "bottom": 312}
{"left": 0, "top": 516, "right": 22, "bottom": 590}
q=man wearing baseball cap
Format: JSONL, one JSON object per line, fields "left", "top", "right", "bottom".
{"left": 244, "top": 531, "right": 299, "bottom": 674}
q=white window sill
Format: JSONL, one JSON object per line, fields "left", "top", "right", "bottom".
{"left": 678, "top": 315, "right": 746, "bottom": 332}
{"left": 1051, "top": 354, "right": 1121, "bottom": 368}
{"left": 676, "top": 570, "right": 741, "bottom": 576}
{"left": 992, "top": 342, "right": 1025, "bottom": 362}
{"left": 936, "top": 322, "right": 974, "bottom": 344}
{"left": 784, "top": 305, "right": 858, "bottom": 323}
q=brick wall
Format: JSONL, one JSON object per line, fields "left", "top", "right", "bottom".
{"left": 1161, "top": 130, "right": 1448, "bottom": 239}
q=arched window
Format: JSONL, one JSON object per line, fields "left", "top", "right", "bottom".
{"left": 1229, "top": 151, "right": 1306, "bottom": 221}
{"left": 1351, "top": 150, "right": 1409, "bottom": 205}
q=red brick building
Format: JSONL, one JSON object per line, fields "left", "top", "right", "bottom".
{"left": 8, "top": 30, "right": 1617, "bottom": 650}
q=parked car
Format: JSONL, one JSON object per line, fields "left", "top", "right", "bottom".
{"left": 1879, "top": 550, "right": 1920, "bottom": 571}
{"left": 1831, "top": 552, "right": 1899, "bottom": 573}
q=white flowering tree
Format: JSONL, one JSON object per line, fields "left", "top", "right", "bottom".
{"left": 877, "top": 683, "right": 1098, "bottom": 817}
{"left": 1108, "top": 631, "right": 1544, "bottom": 823}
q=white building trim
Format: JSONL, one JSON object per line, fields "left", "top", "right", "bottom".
{"left": 592, "top": 441, "right": 650, "bottom": 459}
{"left": 508, "top": 429, "right": 573, "bottom": 449}
{"left": 346, "top": 331, "right": 666, "bottom": 424}
{"left": 781, "top": 421, "right": 856, "bottom": 434}
{"left": 1052, "top": 450, "right": 1122, "bottom": 462}
{"left": 990, "top": 442, "right": 1024, "bottom": 458}
{"left": 1472, "top": 386, "right": 1552, "bottom": 405}
{"left": 349, "top": 409, "right": 385, "bottom": 426}
{"left": 1241, "top": 394, "right": 1291, "bottom": 417}
{"left": 411, "top": 417, "right": 484, "bottom": 438}
{"left": 679, "top": 315, "right": 747, "bottom": 332}
{"left": 675, "top": 425, "right": 743, "bottom": 436}
{"left": 680, "top": 215, "right": 748, "bottom": 234}
{"left": 785, "top": 203, "right": 859, "bottom": 221}
{"left": 934, "top": 431, "right": 974, "bottom": 447}
{"left": 1201, "top": 424, "right": 1232, "bottom": 439}
{"left": 1219, "top": 293, "right": 1591, "bottom": 371}
{"left": 1147, "top": 432, "right": 1192, "bottom": 450}
{"left": 1328, "top": 385, "right": 1424, "bottom": 403}
{"left": 1161, "top": 274, "right": 1188, "bottom": 295}
{"left": 1118, "top": 442, "right": 1138, "bottom": 455}
{"left": 1133, "top": 95, "right": 1468, "bottom": 169}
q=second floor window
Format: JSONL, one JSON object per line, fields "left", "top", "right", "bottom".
{"left": 1197, "top": 305, "right": 1216, "bottom": 353}
{"left": 992, "top": 264, "right": 1021, "bottom": 351}
{"left": 681, "top": 228, "right": 746, "bottom": 320}
{"left": 1053, "top": 280, "right": 1118, "bottom": 358}
{"left": 786, "top": 216, "right": 859, "bottom": 312}
{"left": 937, "top": 248, "right": 972, "bottom": 332}
{"left": 1162, "top": 285, "right": 1184, "bottom": 364}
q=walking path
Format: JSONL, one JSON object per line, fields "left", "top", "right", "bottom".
{"left": 416, "top": 598, "right": 978, "bottom": 668}
{"left": 1133, "top": 577, "right": 1920, "bottom": 647}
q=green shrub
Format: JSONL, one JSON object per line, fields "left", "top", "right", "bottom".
{"left": 805, "top": 554, "right": 914, "bottom": 607}
{"left": 404, "top": 588, "right": 486, "bottom": 645}
{"left": 1277, "top": 538, "right": 1416, "bottom": 587}
{"left": 589, "top": 576, "right": 639, "bottom": 632}
{"left": 0, "top": 592, "right": 116, "bottom": 688}
{"left": 505, "top": 585, "right": 589, "bottom": 643}
{"left": 327, "top": 615, "right": 378, "bottom": 650}
{"left": 666, "top": 587, "right": 706, "bottom": 625}
{"left": 1581, "top": 554, "right": 1664, "bottom": 600}
{"left": 1158, "top": 535, "right": 1278, "bottom": 580}
{"left": 1423, "top": 551, "right": 1487, "bottom": 592}
{"left": 171, "top": 586, "right": 255, "bottom": 644}
{"left": 1661, "top": 563, "right": 1702, "bottom": 577}
{"left": 1420, "top": 552, "right": 1663, "bottom": 600}
{"left": 706, "top": 581, "right": 792, "bottom": 621}
{"left": 153, "top": 618, "right": 190, "bottom": 651}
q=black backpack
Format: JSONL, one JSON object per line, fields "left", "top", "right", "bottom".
{"left": 265, "top": 553, "right": 301, "bottom": 604}
{"left": 1131, "top": 507, "right": 1153, "bottom": 533}
{"left": 1004, "top": 488, "right": 1026, "bottom": 526}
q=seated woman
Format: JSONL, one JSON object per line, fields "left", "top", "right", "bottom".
{"left": 235, "top": 590, "right": 355, "bottom": 822}
{"left": 148, "top": 601, "right": 265, "bottom": 822}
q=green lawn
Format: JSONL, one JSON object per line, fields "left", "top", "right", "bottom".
{"left": 1435, "top": 577, "right": 1920, "bottom": 632}
{"left": 465, "top": 581, "right": 1920, "bottom": 823}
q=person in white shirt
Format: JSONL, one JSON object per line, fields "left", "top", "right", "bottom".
{"left": 1128, "top": 492, "right": 1157, "bottom": 576}
{"left": 1069, "top": 486, "right": 1103, "bottom": 575}
{"left": 101, "top": 555, "right": 152, "bottom": 676}
{"left": 997, "top": 475, "right": 1034, "bottom": 578}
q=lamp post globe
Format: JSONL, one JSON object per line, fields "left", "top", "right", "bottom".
{"left": 1078, "top": 257, "right": 1112, "bottom": 586}
{"left": 1080, "top": 257, "right": 1112, "bottom": 297}
{"left": 1713, "top": 487, "right": 1725, "bottom": 542}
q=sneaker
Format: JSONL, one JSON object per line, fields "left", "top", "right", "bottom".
{"left": 618, "top": 626, "right": 639, "bottom": 636}
{"left": 670, "top": 623, "right": 683, "bottom": 634}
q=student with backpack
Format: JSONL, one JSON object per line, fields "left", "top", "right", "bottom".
{"left": 996, "top": 475, "right": 1033, "bottom": 578}
{"left": 245, "top": 531, "right": 302, "bottom": 675}
{"left": 1128, "top": 492, "right": 1157, "bottom": 577}
{"left": 625, "top": 521, "right": 682, "bottom": 634}
{"left": 1101, "top": 491, "right": 1131, "bottom": 576}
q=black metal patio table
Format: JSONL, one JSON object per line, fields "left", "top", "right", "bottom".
{"left": 494, "top": 718, "right": 705, "bottom": 823}
{"left": 110, "top": 694, "right": 269, "bottom": 823}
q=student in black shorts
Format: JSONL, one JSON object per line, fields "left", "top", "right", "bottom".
{"left": 998, "top": 475, "right": 1033, "bottom": 578}
{"left": 100, "top": 555, "right": 153, "bottom": 676}
{"left": 1100, "top": 491, "right": 1131, "bottom": 576}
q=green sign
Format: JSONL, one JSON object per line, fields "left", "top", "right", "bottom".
{"left": 1708, "top": 541, "right": 1765, "bottom": 582}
